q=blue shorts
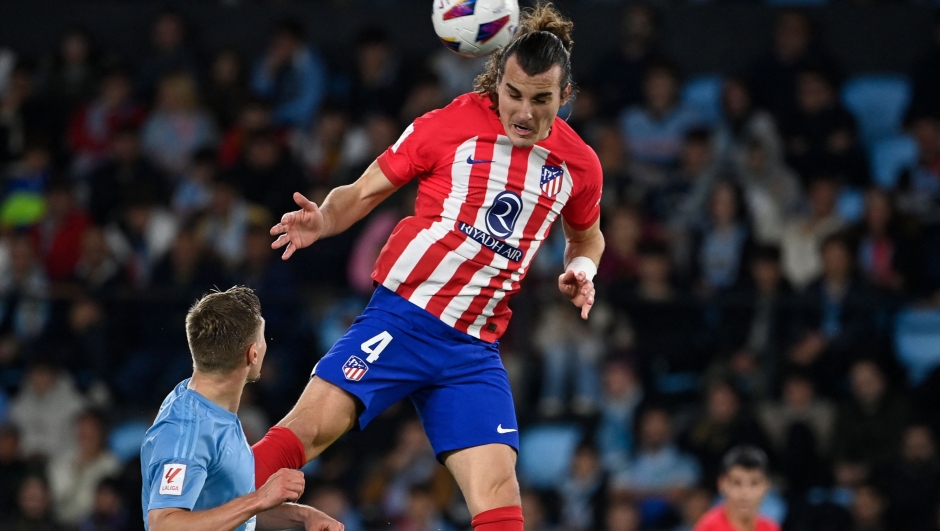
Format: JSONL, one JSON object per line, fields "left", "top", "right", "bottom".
{"left": 313, "top": 286, "right": 519, "bottom": 458}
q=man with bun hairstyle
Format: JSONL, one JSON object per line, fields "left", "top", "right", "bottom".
{"left": 254, "top": 5, "right": 605, "bottom": 531}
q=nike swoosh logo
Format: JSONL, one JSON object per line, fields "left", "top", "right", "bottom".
{"left": 497, "top": 424, "right": 517, "bottom": 434}
{"left": 467, "top": 156, "right": 493, "bottom": 165}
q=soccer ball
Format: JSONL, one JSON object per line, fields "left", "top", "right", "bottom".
{"left": 432, "top": 0, "right": 519, "bottom": 58}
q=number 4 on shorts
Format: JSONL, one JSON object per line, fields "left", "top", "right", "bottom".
{"left": 361, "top": 331, "right": 393, "bottom": 363}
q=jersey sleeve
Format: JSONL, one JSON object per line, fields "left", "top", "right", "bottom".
{"left": 376, "top": 110, "right": 445, "bottom": 186}
{"left": 143, "top": 424, "right": 210, "bottom": 511}
{"left": 560, "top": 147, "right": 603, "bottom": 231}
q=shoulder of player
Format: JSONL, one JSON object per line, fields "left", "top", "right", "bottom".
{"left": 549, "top": 119, "right": 598, "bottom": 163}
{"left": 758, "top": 515, "right": 782, "bottom": 531}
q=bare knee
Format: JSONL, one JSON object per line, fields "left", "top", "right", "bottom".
{"left": 446, "top": 445, "right": 522, "bottom": 515}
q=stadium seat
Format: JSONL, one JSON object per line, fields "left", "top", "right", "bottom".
{"left": 108, "top": 419, "right": 151, "bottom": 464}
{"left": 895, "top": 309, "right": 940, "bottom": 386}
{"left": 517, "top": 423, "right": 582, "bottom": 489}
{"left": 681, "top": 74, "right": 723, "bottom": 125}
{"left": 841, "top": 74, "right": 912, "bottom": 146}
{"left": 870, "top": 135, "right": 918, "bottom": 189}
{"left": 836, "top": 187, "right": 865, "bottom": 223}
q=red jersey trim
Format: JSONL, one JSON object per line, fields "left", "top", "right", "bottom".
{"left": 564, "top": 209, "right": 600, "bottom": 232}
{"left": 376, "top": 153, "right": 409, "bottom": 187}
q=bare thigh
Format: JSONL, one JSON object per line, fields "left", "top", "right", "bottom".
{"left": 276, "top": 376, "right": 359, "bottom": 461}
{"left": 443, "top": 444, "right": 522, "bottom": 516}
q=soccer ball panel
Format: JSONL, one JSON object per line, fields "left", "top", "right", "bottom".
{"left": 432, "top": 0, "right": 519, "bottom": 58}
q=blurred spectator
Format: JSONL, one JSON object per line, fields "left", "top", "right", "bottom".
{"left": 897, "top": 112, "right": 940, "bottom": 226}
{"left": 909, "top": 13, "right": 940, "bottom": 118}
{"left": 534, "top": 300, "right": 603, "bottom": 417}
{"left": 692, "top": 180, "right": 753, "bottom": 293}
{"left": 2, "top": 143, "right": 52, "bottom": 228}
{"left": 205, "top": 48, "right": 249, "bottom": 131}
{"left": 0, "top": 45, "right": 13, "bottom": 95}
{"left": 303, "top": 485, "right": 363, "bottom": 531}
{"left": 347, "top": 26, "right": 409, "bottom": 121}
{"left": 592, "top": 5, "right": 661, "bottom": 115}
{"left": 225, "top": 128, "right": 305, "bottom": 217}
{"left": 75, "top": 477, "right": 129, "bottom": 531}
{"left": 399, "top": 72, "right": 445, "bottom": 125}
{"left": 197, "top": 173, "right": 258, "bottom": 269}
{"left": 7, "top": 361, "right": 85, "bottom": 460}
{"left": 673, "top": 488, "right": 712, "bottom": 531}
{"left": 40, "top": 28, "right": 99, "bottom": 122}
{"left": 0, "top": 235, "right": 50, "bottom": 341}
{"left": 851, "top": 187, "right": 920, "bottom": 294}
{"left": 291, "top": 102, "right": 369, "bottom": 187}
{"left": 46, "top": 409, "right": 120, "bottom": 525}
{"left": 877, "top": 424, "right": 940, "bottom": 531}
{"left": 758, "top": 373, "right": 834, "bottom": 492}
{"left": 849, "top": 484, "right": 887, "bottom": 531}
{"left": 141, "top": 72, "right": 217, "bottom": 176}
{"left": 0, "top": 475, "right": 64, "bottom": 531}
{"left": 747, "top": 10, "right": 838, "bottom": 121}
{"left": 597, "top": 204, "right": 644, "bottom": 287}
{"left": 682, "top": 381, "right": 771, "bottom": 489}
{"left": 832, "top": 360, "right": 907, "bottom": 472}
{"left": 171, "top": 147, "right": 214, "bottom": 221}
{"left": 716, "top": 78, "right": 783, "bottom": 175}
{"left": 103, "top": 192, "right": 178, "bottom": 287}
{"left": 737, "top": 136, "right": 803, "bottom": 246}
{"left": 67, "top": 68, "right": 145, "bottom": 177}
{"left": 592, "top": 124, "right": 658, "bottom": 207}
{"left": 606, "top": 500, "right": 641, "bottom": 531}
{"left": 713, "top": 246, "right": 795, "bottom": 398}
{"left": 137, "top": 9, "right": 199, "bottom": 98}
{"left": 428, "top": 49, "right": 485, "bottom": 102}
{"left": 647, "top": 128, "right": 719, "bottom": 241}
{"left": 780, "top": 176, "right": 845, "bottom": 289}
{"left": 31, "top": 181, "right": 90, "bottom": 281}
{"left": 520, "top": 490, "right": 552, "bottom": 531}
{"left": 596, "top": 358, "right": 644, "bottom": 475}
{"left": 71, "top": 226, "right": 125, "bottom": 298}
{"left": 614, "top": 242, "right": 709, "bottom": 391}
{"left": 361, "top": 419, "right": 453, "bottom": 520}
{"left": 612, "top": 407, "right": 701, "bottom": 514}
{"left": 217, "top": 98, "right": 277, "bottom": 169}
{"left": 620, "top": 62, "right": 702, "bottom": 168}
{"left": 395, "top": 483, "right": 454, "bottom": 531}
{"left": 0, "top": 63, "right": 49, "bottom": 167}
{"left": 786, "top": 235, "right": 878, "bottom": 392}
{"left": 347, "top": 186, "right": 415, "bottom": 295}
{"left": 0, "top": 424, "right": 28, "bottom": 519}
{"left": 87, "top": 125, "right": 169, "bottom": 226}
{"left": 251, "top": 20, "right": 327, "bottom": 130}
{"left": 558, "top": 443, "right": 607, "bottom": 531}
{"left": 779, "top": 68, "right": 867, "bottom": 187}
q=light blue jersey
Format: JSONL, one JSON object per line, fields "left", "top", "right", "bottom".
{"left": 141, "top": 379, "right": 256, "bottom": 531}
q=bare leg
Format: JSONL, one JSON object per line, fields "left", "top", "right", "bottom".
{"left": 277, "top": 376, "right": 359, "bottom": 462}
{"left": 443, "top": 444, "right": 522, "bottom": 516}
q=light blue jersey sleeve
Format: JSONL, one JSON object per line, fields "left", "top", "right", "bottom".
{"left": 142, "top": 421, "right": 210, "bottom": 511}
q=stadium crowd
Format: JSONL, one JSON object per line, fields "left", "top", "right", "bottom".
{"left": 1, "top": 4, "right": 940, "bottom": 531}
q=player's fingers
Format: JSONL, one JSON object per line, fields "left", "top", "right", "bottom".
{"left": 581, "top": 298, "right": 593, "bottom": 320}
{"left": 294, "top": 192, "right": 318, "bottom": 212}
{"left": 282, "top": 242, "right": 296, "bottom": 260}
{"left": 272, "top": 234, "right": 290, "bottom": 250}
{"left": 270, "top": 223, "right": 284, "bottom": 236}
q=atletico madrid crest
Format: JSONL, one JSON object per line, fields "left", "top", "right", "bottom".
{"left": 342, "top": 356, "right": 369, "bottom": 381}
{"left": 540, "top": 165, "right": 563, "bottom": 198}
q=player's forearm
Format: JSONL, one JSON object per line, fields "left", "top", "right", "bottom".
{"left": 319, "top": 160, "right": 397, "bottom": 238}
{"left": 256, "top": 503, "right": 314, "bottom": 530}
{"left": 148, "top": 493, "right": 264, "bottom": 531}
{"left": 564, "top": 228, "right": 605, "bottom": 269}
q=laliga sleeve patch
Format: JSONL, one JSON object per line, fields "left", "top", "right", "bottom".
{"left": 160, "top": 464, "right": 187, "bottom": 495}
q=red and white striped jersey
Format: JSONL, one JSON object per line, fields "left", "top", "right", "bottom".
{"left": 374, "top": 93, "right": 602, "bottom": 342}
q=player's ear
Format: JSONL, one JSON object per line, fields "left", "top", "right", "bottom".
{"left": 560, "top": 84, "right": 572, "bottom": 106}
{"left": 246, "top": 342, "right": 259, "bottom": 368}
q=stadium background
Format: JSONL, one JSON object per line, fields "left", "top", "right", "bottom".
{"left": 1, "top": 0, "right": 940, "bottom": 530}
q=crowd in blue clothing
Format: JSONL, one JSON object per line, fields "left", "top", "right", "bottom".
{"left": 0, "top": 4, "right": 939, "bottom": 531}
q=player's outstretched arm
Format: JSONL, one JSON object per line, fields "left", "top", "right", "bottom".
{"left": 257, "top": 502, "right": 344, "bottom": 531}
{"left": 148, "top": 469, "right": 304, "bottom": 531}
{"left": 558, "top": 218, "right": 605, "bottom": 320}
{"left": 271, "top": 160, "right": 399, "bottom": 259}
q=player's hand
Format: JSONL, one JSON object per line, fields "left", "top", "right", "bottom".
{"left": 558, "top": 269, "right": 595, "bottom": 320}
{"left": 255, "top": 469, "right": 305, "bottom": 510}
{"left": 303, "top": 507, "right": 344, "bottom": 531}
{"left": 271, "top": 192, "right": 325, "bottom": 260}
